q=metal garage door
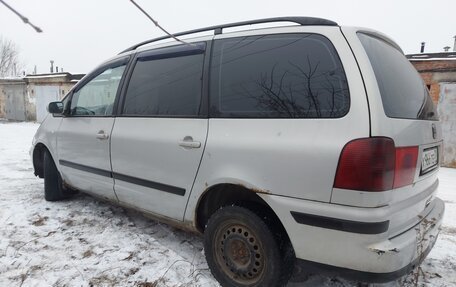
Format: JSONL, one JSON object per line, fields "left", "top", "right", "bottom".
{"left": 5, "top": 84, "right": 26, "bottom": 121}
{"left": 438, "top": 83, "right": 456, "bottom": 167}
{"left": 35, "top": 85, "right": 60, "bottom": 122}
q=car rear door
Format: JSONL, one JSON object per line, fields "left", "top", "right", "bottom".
{"left": 57, "top": 57, "right": 129, "bottom": 201}
{"left": 110, "top": 43, "right": 209, "bottom": 221}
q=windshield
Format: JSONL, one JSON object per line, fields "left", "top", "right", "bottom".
{"left": 358, "top": 33, "right": 438, "bottom": 121}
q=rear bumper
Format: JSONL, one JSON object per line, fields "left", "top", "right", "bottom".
{"left": 261, "top": 194, "right": 445, "bottom": 283}
{"left": 295, "top": 234, "right": 436, "bottom": 283}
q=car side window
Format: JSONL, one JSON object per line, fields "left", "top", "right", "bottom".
{"left": 122, "top": 48, "right": 205, "bottom": 117}
{"left": 70, "top": 64, "right": 126, "bottom": 116}
{"left": 210, "top": 34, "right": 350, "bottom": 118}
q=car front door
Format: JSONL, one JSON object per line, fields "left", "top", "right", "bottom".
{"left": 110, "top": 43, "right": 208, "bottom": 220}
{"left": 57, "top": 57, "right": 129, "bottom": 201}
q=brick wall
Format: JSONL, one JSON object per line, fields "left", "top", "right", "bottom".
{"left": 410, "top": 59, "right": 456, "bottom": 103}
{"left": 409, "top": 58, "right": 456, "bottom": 168}
{"left": 412, "top": 59, "right": 456, "bottom": 72}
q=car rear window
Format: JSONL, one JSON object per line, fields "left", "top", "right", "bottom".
{"left": 358, "top": 33, "right": 438, "bottom": 120}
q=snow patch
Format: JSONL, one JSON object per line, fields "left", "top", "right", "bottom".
{"left": 0, "top": 122, "right": 455, "bottom": 287}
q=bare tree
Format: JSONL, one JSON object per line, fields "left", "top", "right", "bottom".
{"left": 0, "top": 36, "right": 22, "bottom": 77}
{"left": 237, "top": 59, "right": 347, "bottom": 118}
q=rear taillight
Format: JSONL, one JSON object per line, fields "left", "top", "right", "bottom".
{"left": 334, "top": 138, "right": 395, "bottom": 191}
{"left": 393, "top": 146, "right": 418, "bottom": 188}
{"left": 334, "top": 138, "right": 418, "bottom": 192}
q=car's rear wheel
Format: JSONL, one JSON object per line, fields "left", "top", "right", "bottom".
{"left": 43, "top": 150, "right": 72, "bottom": 201}
{"left": 204, "top": 206, "right": 289, "bottom": 287}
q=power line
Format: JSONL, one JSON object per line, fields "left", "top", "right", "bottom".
{"left": 128, "top": 0, "right": 191, "bottom": 46}
{"left": 0, "top": 0, "right": 42, "bottom": 33}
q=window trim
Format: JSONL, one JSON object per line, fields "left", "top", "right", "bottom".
{"left": 117, "top": 42, "right": 210, "bottom": 119}
{"left": 66, "top": 56, "right": 131, "bottom": 118}
{"left": 208, "top": 33, "right": 351, "bottom": 119}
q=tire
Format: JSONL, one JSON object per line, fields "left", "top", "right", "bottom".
{"left": 43, "top": 150, "right": 71, "bottom": 201}
{"left": 204, "top": 206, "right": 291, "bottom": 287}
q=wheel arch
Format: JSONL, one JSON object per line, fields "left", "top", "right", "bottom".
{"left": 32, "top": 142, "right": 51, "bottom": 178}
{"left": 195, "top": 183, "right": 293, "bottom": 249}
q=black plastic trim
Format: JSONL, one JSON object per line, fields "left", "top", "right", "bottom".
{"left": 58, "top": 160, "right": 185, "bottom": 196}
{"left": 116, "top": 51, "right": 138, "bottom": 116}
{"left": 199, "top": 39, "right": 212, "bottom": 118}
{"left": 137, "top": 43, "right": 206, "bottom": 62}
{"left": 295, "top": 238, "right": 435, "bottom": 283}
{"left": 290, "top": 211, "right": 389, "bottom": 234}
{"left": 112, "top": 56, "right": 136, "bottom": 116}
{"left": 120, "top": 17, "right": 338, "bottom": 53}
{"left": 112, "top": 173, "right": 186, "bottom": 196}
{"left": 59, "top": 160, "right": 112, "bottom": 178}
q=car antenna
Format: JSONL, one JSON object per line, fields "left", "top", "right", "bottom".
{"left": 0, "top": 0, "right": 42, "bottom": 33}
{"left": 128, "top": 0, "right": 192, "bottom": 46}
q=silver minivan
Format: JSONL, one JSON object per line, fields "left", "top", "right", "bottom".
{"left": 31, "top": 17, "right": 445, "bottom": 287}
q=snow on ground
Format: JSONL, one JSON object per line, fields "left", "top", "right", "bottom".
{"left": 0, "top": 121, "right": 455, "bottom": 287}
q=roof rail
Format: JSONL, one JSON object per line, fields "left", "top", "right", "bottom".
{"left": 120, "top": 16, "right": 338, "bottom": 54}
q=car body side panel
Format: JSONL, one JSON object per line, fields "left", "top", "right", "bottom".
{"left": 31, "top": 115, "right": 63, "bottom": 166}
{"left": 56, "top": 117, "right": 117, "bottom": 201}
{"left": 111, "top": 118, "right": 208, "bottom": 221}
{"left": 185, "top": 26, "right": 370, "bottom": 222}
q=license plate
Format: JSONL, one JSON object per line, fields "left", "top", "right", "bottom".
{"left": 421, "top": 147, "right": 438, "bottom": 174}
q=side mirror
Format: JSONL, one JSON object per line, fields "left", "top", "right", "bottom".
{"left": 47, "top": 101, "right": 64, "bottom": 114}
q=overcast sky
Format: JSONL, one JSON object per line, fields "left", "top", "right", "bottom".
{"left": 1, "top": 0, "right": 455, "bottom": 74}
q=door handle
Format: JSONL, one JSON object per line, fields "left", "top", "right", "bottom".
{"left": 96, "top": 130, "right": 109, "bottom": 140}
{"left": 178, "top": 136, "right": 201, "bottom": 149}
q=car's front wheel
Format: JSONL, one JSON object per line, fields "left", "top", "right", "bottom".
{"left": 43, "top": 150, "right": 73, "bottom": 201}
{"left": 204, "top": 206, "right": 290, "bottom": 287}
